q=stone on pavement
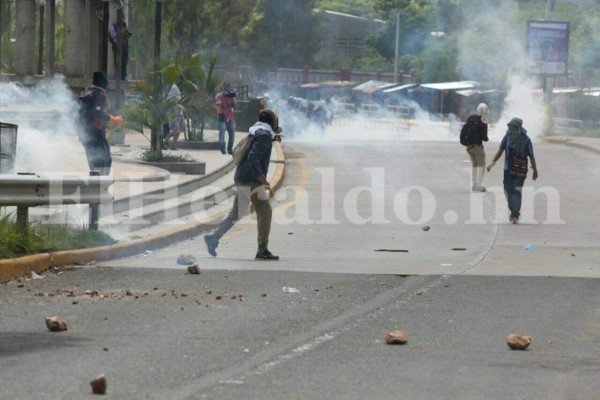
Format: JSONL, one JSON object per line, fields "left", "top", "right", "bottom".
{"left": 506, "top": 334, "right": 531, "bottom": 350}
{"left": 45, "top": 316, "right": 68, "bottom": 332}
{"left": 187, "top": 264, "right": 201, "bottom": 275}
{"left": 90, "top": 374, "right": 107, "bottom": 395}
{"left": 384, "top": 330, "right": 408, "bottom": 345}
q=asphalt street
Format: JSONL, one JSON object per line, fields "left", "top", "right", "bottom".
{"left": 1, "top": 135, "right": 599, "bottom": 399}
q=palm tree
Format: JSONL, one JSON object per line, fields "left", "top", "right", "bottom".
{"left": 123, "top": 53, "right": 218, "bottom": 159}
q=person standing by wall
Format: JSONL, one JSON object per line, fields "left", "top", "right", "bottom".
{"left": 461, "top": 103, "right": 489, "bottom": 192}
{"left": 487, "top": 117, "right": 539, "bottom": 224}
{"left": 79, "top": 72, "right": 124, "bottom": 175}
{"left": 109, "top": 21, "right": 132, "bottom": 80}
{"left": 214, "top": 82, "right": 237, "bottom": 154}
{"left": 204, "top": 109, "right": 283, "bottom": 260}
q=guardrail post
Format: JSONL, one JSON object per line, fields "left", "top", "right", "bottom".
{"left": 89, "top": 171, "right": 100, "bottom": 231}
{"left": 16, "top": 205, "right": 28, "bottom": 234}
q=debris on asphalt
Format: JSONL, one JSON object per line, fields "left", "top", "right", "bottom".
{"left": 374, "top": 249, "right": 409, "bottom": 253}
{"left": 187, "top": 264, "right": 201, "bottom": 275}
{"left": 451, "top": 248, "right": 466, "bottom": 251}
{"left": 31, "top": 271, "right": 44, "bottom": 279}
{"left": 384, "top": 330, "right": 408, "bottom": 345}
{"left": 441, "top": 263, "right": 452, "bottom": 267}
{"left": 260, "top": 293, "right": 267, "bottom": 297}
{"left": 524, "top": 245, "right": 534, "bottom": 251}
{"left": 282, "top": 287, "right": 300, "bottom": 293}
{"left": 90, "top": 374, "right": 107, "bottom": 395}
{"left": 45, "top": 316, "right": 68, "bottom": 332}
{"left": 506, "top": 334, "right": 531, "bottom": 350}
{"left": 177, "top": 254, "right": 197, "bottom": 265}
{"left": 422, "top": 226, "right": 430, "bottom": 231}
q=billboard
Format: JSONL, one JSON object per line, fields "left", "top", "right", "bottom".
{"left": 526, "top": 20, "right": 570, "bottom": 75}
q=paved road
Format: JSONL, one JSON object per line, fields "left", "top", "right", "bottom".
{"left": 1, "top": 136, "right": 599, "bottom": 399}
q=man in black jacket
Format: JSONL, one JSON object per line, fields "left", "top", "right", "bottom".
{"left": 80, "top": 72, "right": 124, "bottom": 175}
{"left": 204, "top": 109, "right": 282, "bottom": 260}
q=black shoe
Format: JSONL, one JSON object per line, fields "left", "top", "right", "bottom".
{"left": 255, "top": 249, "right": 279, "bottom": 260}
{"left": 204, "top": 235, "right": 218, "bottom": 257}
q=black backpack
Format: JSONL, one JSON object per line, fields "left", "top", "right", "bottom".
{"left": 460, "top": 115, "right": 480, "bottom": 146}
{"left": 78, "top": 87, "right": 97, "bottom": 127}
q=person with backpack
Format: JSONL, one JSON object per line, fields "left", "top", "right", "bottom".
{"left": 461, "top": 103, "right": 490, "bottom": 192}
{"left": 203, "top": 109, "right": 283, "bottom": 260}
{"left": 486, "top": 117, "right": 539, "bottom": 224}
{"left": 79, "top": 72, "right": 124, "bottom": 175}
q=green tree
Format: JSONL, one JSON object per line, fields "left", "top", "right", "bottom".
{"left": 570, "top": 6, "right": 600, "bottom": 88}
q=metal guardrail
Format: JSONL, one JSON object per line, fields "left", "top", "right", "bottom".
{"left": 0, "top": 173, "right": 114, "bottom": 232}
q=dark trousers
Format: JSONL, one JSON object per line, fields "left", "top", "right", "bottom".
{"left": 83, "top": 131, "right": 112, "bottom": 175}
{"left": 503, "top": 171, "right": 526, "bottom": 219}
{"left": 112, "top": 44, "right": 129, "bottom": 80}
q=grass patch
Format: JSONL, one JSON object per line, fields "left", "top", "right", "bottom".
{"left": 140, "top": 149, "right": 195, "bottom": 162}
{"left": 0, "top": 213, "right": 116, "bottom": 259}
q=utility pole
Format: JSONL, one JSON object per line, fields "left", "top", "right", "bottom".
{"left": 394, "top": 12, "right": 400, "bottom": 83}
{"left": 154, "top": 0, "right": 162, "bottom": 65}
{"left": 544, "top": 0, "right": 555, "bottom": 130}
{"left": 46, "top": 0, "right": 56, "bottom": 77}
{"left": 37, "top": 1, "right": 45, "bottom": 76}
{"left": 101, "top": 1, "right": 109, "bottom": 75}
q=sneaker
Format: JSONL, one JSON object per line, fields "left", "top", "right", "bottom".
{"left": 472, "top": 185, "right": 486, "bottom": 192}
{"left": 255, "top": 249, "right": 279, "bottom": 260}
{"left": 509, "top": 216, "right": 519, "bottom": 224}
{"left": 204, "top": 235, "right": 218, "bottom": 257}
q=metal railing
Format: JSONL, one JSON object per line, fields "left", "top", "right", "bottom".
{"left": 0, "top": 173, "right": 113, "bottom": 233}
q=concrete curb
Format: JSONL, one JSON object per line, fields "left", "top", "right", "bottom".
{"left": 542, "top": 137, "right": 600, "bottom": 156}
{"left": 0, "top": 143, "right": 286, "bottom": 283}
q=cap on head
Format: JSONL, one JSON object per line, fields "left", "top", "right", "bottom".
{"left": 507, "top": 117, "right": 523, "bottom": 130}
{"left": 259, "top": 109, "right": 281, "bottom": 133}
{"left": 93, "top": 71, "right": 108, "bottom": 89}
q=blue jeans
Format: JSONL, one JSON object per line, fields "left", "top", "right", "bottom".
{"left": 503, "top": 171, "right": 526, "bottom": 219}
{"left": 218, "top": 119, "right": 236, "bottom": 154}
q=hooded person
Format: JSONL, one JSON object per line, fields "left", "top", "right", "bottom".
{"left": 79, "top": 71, "right": 124, "bottom": 175}
{"left": 463, "top": 103, "right": 489, "bottom": 192}
{"left": 487, "top": 117, "right": 539, "bottom": 224}
{"left": 204, "top": 109, "right": 283, "bottom": 260}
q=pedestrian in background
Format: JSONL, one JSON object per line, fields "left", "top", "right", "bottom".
{"left": 109, "top": 21, "right": 132, "bottom": 80}
{"left": 79, "top": 72, "right": 124, "bottom": 175}
{"left": 163, "top": 74, "right": 186, "bottom": 150}
{"left": 462, "top": 103, "right": 489, "bottom": 192}
{"left": 204, "top": 109, "right": 283, "bottom": 260}
{"left": 214, "top": 82, "right": 237, "bottom": 154}
{"left": 487, "top": 117, "right": 539, "bottom": 224}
